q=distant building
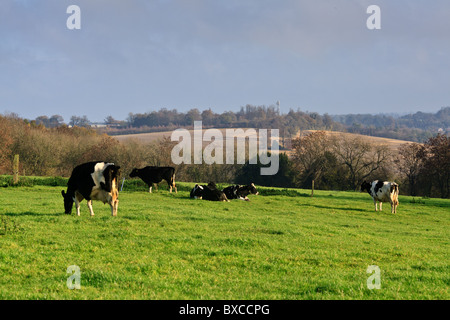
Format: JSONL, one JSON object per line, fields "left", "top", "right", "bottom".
{"left": 90, "top": 123, "right": 107, "bottom": 128}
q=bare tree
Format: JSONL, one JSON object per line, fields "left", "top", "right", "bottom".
{"left": 49, "top": 115, "right": 64, "bottom": 127}
{"left": 395, "top": 143, "right": 426, "bottom": 196}
{"left": 332, "top": 135, "right": 389, "bottom": 190}
{"left": 70, "top": 115, "right": 90, "bottom": 127}
{"left": 291, "top": 131, "right": 333, "bottom": 189}
{"left": 35, "top": 116, "right": 49, "bottom": 127}
{"left": 423, "top": 134, "right": 450, "bottom": 198}
{"left": 104, "top": 115, "right": 119, "bottom": 125}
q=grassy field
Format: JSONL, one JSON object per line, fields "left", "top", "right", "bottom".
{"left": 0, "top": 180, "right": 448, "bottom": 300}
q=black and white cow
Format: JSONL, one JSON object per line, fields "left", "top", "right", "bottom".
{"left": 222, "top": 183, "right": 259, "bottom": 201}
{"left": 190, "top": 182, "right": 229, "bottom": 202}
{"left": 61, "top": 161, "right": 121, "bottom": 216}
{"left": 129, "top": 166, "right": 177, "bottom": 193}
{"left": 361, "top": 180, "right": 399, "bottom": 213}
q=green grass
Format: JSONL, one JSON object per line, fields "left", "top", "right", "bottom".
{"left": 0, "top": 182, "right": 448, "bottom": 300}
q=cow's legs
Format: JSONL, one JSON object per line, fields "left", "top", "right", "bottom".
{"left": 74, "top": 192, "right": 84, "bottom": 216}
{"left": 172, "top": 175, "right": 177, "bottom": 193}
{"left": 110, "top": 199, "right": 118, "bottom": 216}
{"left": 391, "top": 202, "right": 397, "bottom": 214}
{"left": 75, "top": 199, "right": 81, "bottom": 216}
{"left": 391, "top": 196, "right": 398, "bottom": 214}
{"left": 374, "top": 199, "right": 378, "bottom": 211}
{"left": 149, "top": 186, "right": 152, "bottom": 193}
{"left": 379, "top": 202, "right": 382, "bottom": 211}
{"left": 166, "top": 177, "right": 177, "bottom": 193}
{"left": 108, "top": 186, "right": 119, "bottom": 216}
{"left": 87, "top": 200, "right": 94, "bottom": 216}
{"left": 109, "top": 194, "right": 118, "bottom": 216}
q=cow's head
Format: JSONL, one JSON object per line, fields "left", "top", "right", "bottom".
{"left": 129, "top": 168, "right": 139, "bottom": 178}
{"left": 360, "top": 181, "right": 371, "bottom": 193}
{"left": 249, "top": 183, "right": 259, "bottom": 195}
{"left": 190, "top": 184, "right": 204, "bottom": 199}
{"left": 207, "top": 182, "right": 217, "bottom": 189}
{"left": 61, "top": 190, "right": 73, "bottom": 214}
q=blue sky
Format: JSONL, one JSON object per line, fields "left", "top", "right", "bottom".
{"left": 1, "top": 0, "right": 449, "bottom": 123}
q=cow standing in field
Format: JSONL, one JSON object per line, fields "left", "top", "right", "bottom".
{"left": 129, "top": 166, "right": 177, "bottom": 193}
{"left": 190, "top": 182, "right": 229, "bottom": 202}
{"left": 361, "top": 180, "right": 399, "bottom": 213}
{"left": 61, "top": 161, "right": 121, "bottom": 216}
{"left": 222, "top": 183, "right": 259, "bottom": 201}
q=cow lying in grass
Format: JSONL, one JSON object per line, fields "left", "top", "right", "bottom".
{"left": 190, "top": 182, "right": 229, "bottom": 202}
{"left": 62, "top": 161, "right": 121, "bottom": 216}
{"left": 361, "top": 180, "right": 399, "bottom": 213}
{"left": 222, "top": 183, "right": 259, "bottom": 201}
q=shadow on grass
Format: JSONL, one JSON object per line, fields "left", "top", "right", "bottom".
{"left": 2, "top": 211, "right": 61, "bottom": 217}
{"left": 259, "top": 190, "right": 311, "bottom": 197}
{"left": 298, "top": 203, "right": 369, "bottom": 213}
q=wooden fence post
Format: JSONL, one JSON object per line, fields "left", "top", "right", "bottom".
{"left": 311, "top": 179, "right": 315, "bottom": 197}
{"left": 13, "top": 154, "right": 19, "bottom": 184}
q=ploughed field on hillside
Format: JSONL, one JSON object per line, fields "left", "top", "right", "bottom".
{"left": 0, "top": 180, "right": 448, "bottom": 299}
{"left": 113, "top": 129, "right": 415, "bottom": 156}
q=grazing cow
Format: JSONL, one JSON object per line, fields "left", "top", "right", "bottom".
{"left": 361, "top": 180, "right": 399, "bottom": 213}
{"left": 61, "top": 161, "right": 121, "bottom": 216}
{"left": 129, "top": 166, "right": 177, "bottom": 193}
{"left": 190, "top": 182, "right": 229, "bottom": 202}
{"left": 222, "top": 183, "right": 259, "bottom": 201}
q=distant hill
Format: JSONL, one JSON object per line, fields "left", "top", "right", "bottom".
{"left": 26, "top": 105, "right": 449, "bottom": 144}
{"left": 294, "top": 130, "right": 416, "bottom": 151}
{"left": 332, "top": 107, "right": 449, "bottom": 130}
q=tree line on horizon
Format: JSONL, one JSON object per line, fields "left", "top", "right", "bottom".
{"left": 12, "top": 105, "right": 450, "bottom": 144}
